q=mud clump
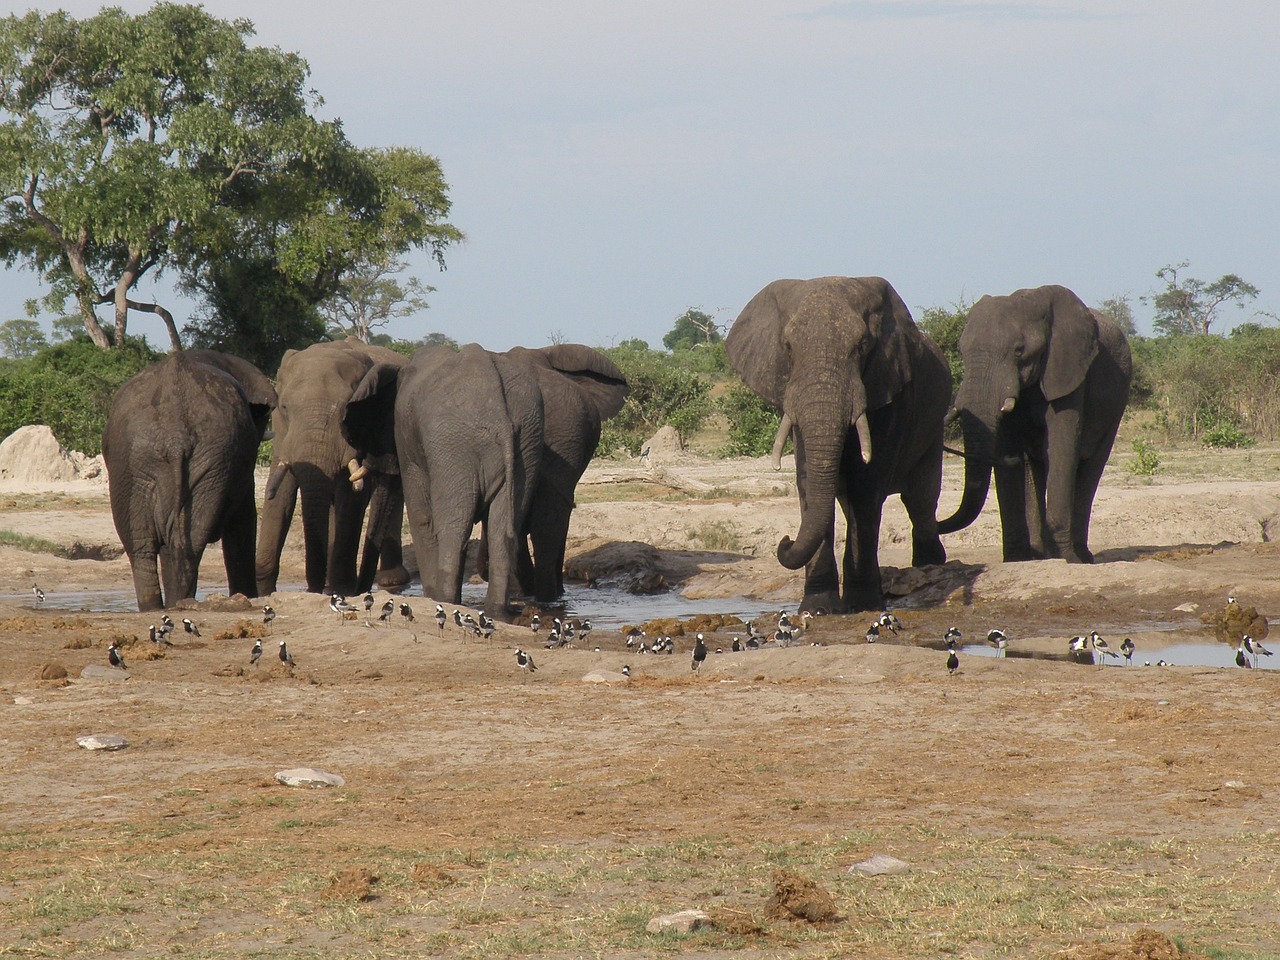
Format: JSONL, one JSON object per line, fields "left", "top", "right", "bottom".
{"left": 323, "top": 867, "right": 376, "bottom": 902}
{"left": 1064, "top": 928, "right": 1211, "bottom": 960}
{"left": 411, "top": 862, "right": 458, "bottom": 889}
{"left": 36, "top": 661, "right": 68, "bottom": 680}
{"left": 212, "top": 620, "right": 267, "bottom": 642}
{"left": 764, "top": 868, "right": 840, "bottom": 924}
{"left": 642, "top": 613, "right": 746, "bottom": 638}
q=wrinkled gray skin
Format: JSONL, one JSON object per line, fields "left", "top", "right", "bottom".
{"left": 726, "top": 277, "right": 951, "bottom": 613}
{"left": 491, "top": 345, "right": 629, "bottom": 601}
{"left": 937, "top": 285, "right": 1132, "bottom": 563}
{"left": 103, "top": 350, "right": 276, "bottom": 611}
{"left": 255, "top": 338, "right": 408, "bottom": 597}
{"left": 396, "top": 344, "right": 544, "bottom": 615}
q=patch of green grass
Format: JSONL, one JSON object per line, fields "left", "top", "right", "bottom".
{"left": 684, "top": 519, "right": 742, "bottom": 552}
{"left": 0, "top": 528, "right": 70, "bottom": 557}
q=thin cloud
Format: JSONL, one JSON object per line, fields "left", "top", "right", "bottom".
{"left": 792, "top": 1, "right": 1118, "bottom": 22}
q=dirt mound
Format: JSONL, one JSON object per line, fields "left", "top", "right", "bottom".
{"left": 765, "top": 869, "right": 840, "bottom": 923}
{"left": 0, "top": 425, "right": 104, "bottom": 483}
{"left": 1063, "top": 928, "right": 1209, "bottom": 960}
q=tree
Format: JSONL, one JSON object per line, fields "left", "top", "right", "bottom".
{"left": 319, "top": 255, "right": 432, "bottom": 343}
{"left": 1097, "top": 294, "right": 1138, "bottom": 337}
{"left": 663, "top": 308, "right": 722, "bottom": 352}
{"left": 0, "top": 6, "right": 461, "bottom": 353}
{"left": 1146, "top": 261, "right": 1260, "bottom": 336}
{"left": 917, "top": 299, "right": 970, "bottom": 391}
{"left": 0, "top": 317, "right": 47, "bottom": 358}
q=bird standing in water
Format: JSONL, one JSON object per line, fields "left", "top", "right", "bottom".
{"left": 32, "top": 583, "right": 45, "bottom": 605}
{"left": 1244, "top": 635, "right": 1273, "bottom": 669}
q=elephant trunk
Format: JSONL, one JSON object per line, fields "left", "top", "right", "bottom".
{"left": 937, "top": 409, "right": 996, "bottom": 534}
{"left": 776, "top": 406, "right": 846, "bottom": 571}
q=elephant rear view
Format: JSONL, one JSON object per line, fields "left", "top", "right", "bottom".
{"left": 103, "top": 350, "right": 276, "bottom": 611}
{"left": 726, "top": 277, "right": 951, "bottom": 613}
{"left": 256, "top": 338, "right": 407, "bottom": 597}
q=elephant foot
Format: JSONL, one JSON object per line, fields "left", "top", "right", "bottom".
{"left": 911, "top": 537, "right": 946, "bottom": 568}
{"left": 1064, "top": 547, "right": 1094, "bottom": 564}
{"left": 1001, "top": 545, "right": 1036, "bottom": 563}
{"left": 375, "top": 565, "right": 411, "bottom": 589}
{"left": 842, "top": 586, "right": 885, "bottom": 615}
{"left": 799, "top": 589, "right": 843, "bottom": 616}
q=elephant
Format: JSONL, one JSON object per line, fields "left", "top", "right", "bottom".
{"left": 102, "top": 349, "right": 276, "bottom": 611}
{"left": 725, "top": 276, "right": 951, "bottom": 613}
{"left": 496, "top": 344, "right": 629, "bottom": 601}
{"left": 255, "top": 338, "right": 408, "bottom": 597}
{"left": 395, "top": 343, "right": 544, "bottom": 615}
{"left": 937, "top": 284, "right": 1133, "bottom": 563}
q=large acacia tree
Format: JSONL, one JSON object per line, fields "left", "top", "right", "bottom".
{"left": 0, "top": 5, "right": 460, "bottom": 353}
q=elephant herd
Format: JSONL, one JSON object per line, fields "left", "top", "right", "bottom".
{"left": 102, "top": 277, "right": 1131, "bottom": 616}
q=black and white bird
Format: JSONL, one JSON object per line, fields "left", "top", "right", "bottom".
{"left": 731, "top": 637, "right": 742, "bottom": 653}
{"left": 159, "top": 614, "right": 175, "bottom": 640}
{"left": 1068, "top": 634, "right": 1092, "bottom": 664}
{"left": 478, "top": 612, "right": 495, "bottom": 641}
{"left": 278, "top": 639, "right": 296, "bottom": 667}
{"left": 561, "top": 619, "right": 577, "bottom": 646}
{"left": 32, "top": 583, "right": 45, "bottom": 605}
{"left": 378, "top": 599, "right": 394, "bottom": 625}
{"left": 330, "top": 594, "right": 356, "bottom": 618}
{"left": 530, "top": 614, "right": 541, "bottom": 634}
{"left": 944, "top": 626, "right": 962, "bottom": 648}
{"left": 578, "top": 618, "right": 592, "bottom": 644}
{"left": 400, "top": 602, "right": 415, "bottom": 624}
{"left": 263, "top": 604, "right": 277, "bottom": 627}
{"left": 986, "top": 628, "right": 1008, "bottom": 658}
{"left": 182, "top": 617, "right": 200, "bottom": 638}
{"left": 777, "top": 611, "right": 793, "bottom": 634}
{"left": 107, "top": 642, "right": 127, "bottom": 670}
{"left": 363, "top": 593, "right": 375, "bottom": 615}
{"left": 878, "top": 612, "right": 902, "bottom": 634}
{"left": 1244, "top": 635, "right": 1273, "bottom": 668}
{"left": 515, "top": 648, "right": 537, "bottom": 676}
{"left": 453, "top": 609, "right": 464, "bottom": 630}
{"left": 249, "top": 638, "right": 262, "bottom": 666}
{"left": 1090, "top": 631, "right": 1117, "bottom": 665}
{"left": 1236, "top": 642, "right": 1251, "bottom": 668}
{"left": 625, "top": 626, "right": 644, "bottom": 647}
{"left": 621, "top": 664, "right": 631, "bottom": 678}
{"left": 149, "top": 623, "right": 173, "bottom": 646}
{"left": 946, "top": 646, "right": 959, "bottom": 675}
{"left": 865, "top": 622, "right": 880, "bottom": 644}
{"left": 1120, "top": 637, "right": 1135, "bottom": 665}
{"left": 691, "top": 632, "right": 708, "bottom": 671}
{"left": 435, "top": 604, "right": 447, "bottom": 636}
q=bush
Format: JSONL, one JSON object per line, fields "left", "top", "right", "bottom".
{"left": 718, "top": 382, "right": 783, "bottom": 457}
{"left": 1129, "top": 438, "right": 1161, "bottom": 476}
{"left": 601, "top": 342, "right": 713, "bottom": 451}
{"left": 1201, "top": 422, "right": 1254, "bottom": 449}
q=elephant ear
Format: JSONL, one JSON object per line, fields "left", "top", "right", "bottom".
{"left": 183, "top": 350, "right": 278, "bottom": 438}
{"left": 343, "top": 361, "right": 402, "bottom": 472}
{"left": 538, "top": 344, "right": 630, "bottom": 419}
{"left": 856, "top": 278, "right": 915, "bottom": 411}
{"left": 1041, "top": 286, "right": 1100, "bottom": 401}
{"left": 725, "top": 280, "right": 801, "bottom": 408}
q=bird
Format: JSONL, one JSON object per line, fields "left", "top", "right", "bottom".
{"left": 1228, "top": 593, "right": 1239, "bottom": 606}
{"left": 478, "top": 612, "right": 495, "bottom": 641}
{"left": 453, "top": 609, "right": 464, "bottom": 630}
{"left": 1235, "top": 642, "right": 1251, "bottom": 668}
{"left": 561, "top": 619, "right": 577, "bottom": 646}
{"left": 865, "top": 622, "right": 880, "bottom": 644}
{"left": 946, "top": 647, "right": 959, "bottom": 675}
{"left": 625, "top": 626, "right": 644, "bottom": 647}
{"left": 986, "top": 628, "right": 1008, "bottom": 658}
{"left": 777, "top": 611, "right": 793, "bottom": 633}
{"left": 731, "top": 637, "right": 742, "bottom": 653}
{"left": 159, "top": 614, "right": 175, "bottom": 639}
{"left": 399, "top": 602, "right": 415, "bottom": 624}
{"left": 545, "top": 625, "right": 563, "bottom": 649}
{"left": 1244, "top": 634, "right": 1273, "bottom": 668}
{"left": 878, "top": 612, "right": 902, "bottom": 634}
{"left": 578, "top": 618, "right": 592, "bottom": 644}
{"left": 745, "top": 635, "right": 760, "bottom": 650}
{"left": 32, "top": 583, "right": 45, "bottom": 605}
{"left": 182, "top": 617, "right": 200, "bottom": 638}
{"left": 1068, "top": 634, "right": 1092, "bottom": 664}
{"left": 330, "top": 594, "right": 356, "bottom": 618}
{"left": 363, "top": 593, "right": 375, "bottom": 615}
{"left": 515, "top": 648, "right": 537, "bottom": 676}
{"left": 149, "top": 623, "right": 173, "bottom": 646}
{"left": 378, "top": 600, "right": 394, "bottom": 625}
{"left": 249, "top": 639, "right": 262, "bottom": 666}
{"left": 1089, "top": 631, "right": 1117, "bottom": 665}
{"left": 278, "top": 640, "right": 296, "bottom": 667}
{"left": 621, "top": 664, "right": 631, "bottom": 677}
{"left": 435, "top": 604, "right": 447, "bottom": 636}
{"left": 530, "top": 614, "right": 541, "bottom": 634}
{"left": 691, "top": 632, "right": 708, "bottom": 671}
{"left": 262, "top": 604, "right": 277, "bottom": 628}
{"left": 107, "top": 642, "right": 127, "bottom": 670}
{"left": 1120, "top": 637, "right": 1135, "bottom": 665}
{"left": 944, "top": 626, "right": 962, "bottom": 647}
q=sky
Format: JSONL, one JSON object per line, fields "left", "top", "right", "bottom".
{"left": 3, "top": 0, "right": 1278, "bottom": 351}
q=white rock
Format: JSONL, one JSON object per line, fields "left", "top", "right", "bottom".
{"left": 275, "top": 767, "right": 345, "bottom": 788}
{"left": 646, "top": 908, "right": 711, "bottom": 934}
{"left": 1173, "top": 602, "right": 1199, "bottom": 613}
{"left": 582, "top": 670, "right": 630, "bottom": 683}
{"left": 0, "top": 424, "right": 96, "bottom": 482}
{"left": 850, "top": 853, "right": 912, "bottom": 876}
{"left": 80, "top": 664, "right": 130, "bottom": 681}
{"left": 77, "top": 734, "right": 128, "bottom": 751}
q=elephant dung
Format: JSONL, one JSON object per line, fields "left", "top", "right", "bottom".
{"left": 322, "top": 866, "right": 376, "bottom": 902}
{"left": 765, "top": 869, "right": 840, "bottom": 924}
{"left": 275, "top": 767, "right": 345, "bottom": 788}
{"left": 76, "top": 733, "right": 128, "bottom": 751}
{"left": 563, "top": 541, "right": 667, "bottom": 594}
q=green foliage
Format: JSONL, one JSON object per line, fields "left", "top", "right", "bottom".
{"left": 0, "top": 337, "right": 159, "bottom": 454}
{"left": 718, "top": 382, "right": 782, "bottom": 457}
{"left": 1096, "top": 294, "right": 1138, "bottom": 337}
{"left": 662, "top": 308, "right": 722, "bottom": 352}
{"left": 600, "top": 342, "right": 713, "bottom": 453}
{"left": 1129, "top": 438, "right": 1160, "bottom": 476}
{"left": 1201, "top": 422, "right": 1254, "bottom": 449}
{"left": 1145, "top": 261, "right": 1261, "bottom": 336}
{"left": 917, "top": 300, "right": 968, "bottom": 393}
{"left": 0, "top": 318, "right": 48, "bottom": 358}
{"left": 0, "top": 6, "right": 460, "bottom": 351}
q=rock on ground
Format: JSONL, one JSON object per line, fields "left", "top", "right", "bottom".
{"left": 646, "top": 908, "right": 712, "bottom": 934}
{"left": 0, "top": 425, "right": 104, "bottom": 483}
{"left": 275, "top": 767, "right": 345, "bottom": 788}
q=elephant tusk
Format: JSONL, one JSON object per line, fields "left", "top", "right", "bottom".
{"left": 264, "top": 460, "right": 291, "bottom": 500}
{"left": 944, "top": 407, "right": 959, "bottom": 426}
{"left": 1000, "top": 396, "right": 1016, "bottom": 415}
{"left": 770, "top": 413, "right": 793, "bottom": 471}
{"left": 348, "top": 459, "right": 370, "bottom": 483}
{"left": 854, "top": 412, "right": 872, "bottom": 464}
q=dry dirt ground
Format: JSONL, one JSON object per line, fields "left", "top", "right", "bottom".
{"left": 2, "top": 446, "right": 1279, "bottom": 959}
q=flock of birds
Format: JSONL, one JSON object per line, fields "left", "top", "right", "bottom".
{"left": 26, "top": 579, "right": 1275, "bottom": 678}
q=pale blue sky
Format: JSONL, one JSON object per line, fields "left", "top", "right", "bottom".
{"left": 4, "top": 0, "right": 1277, "bottom": 351}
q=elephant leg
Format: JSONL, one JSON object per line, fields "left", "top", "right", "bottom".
{"left": 256, "top": 468, "right": 298, "bottom": 596}
{"left": 326, "top": 479, "right": 369, "bottom": 595}
{"left": 528, "top": 498, "right": 572, "bottom": 602}
{"left": 159, "top": 539, "right": 199, "bottom": 606}
{"left": 993, "top": 459, "right": 1034, "bottom": 562}
{"left": 1025, "top": 457, "right": 1050, "bottom": 559}
{"left": 221, "top": 486, "right": 259, "bottom": 599}
{"left": 901, "top": 448, "right": 946, "bottom": 567}
{"left": 1071, "top": 449, "right": 1113, "bottom": 563}
{"left": 841, "top": 495, "right": 885, "bottom": 613}
{"left": 374, "top": 481, "right": 408, "bottom": 589}
{"left": 128, "top": 543, "right": 165, "bottom": 612}
{"left": 484, "top": 495, "right": 518, "bottom": 616}
{"left": 1045, "top": 404, "right": 1086, "bottom": 562}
